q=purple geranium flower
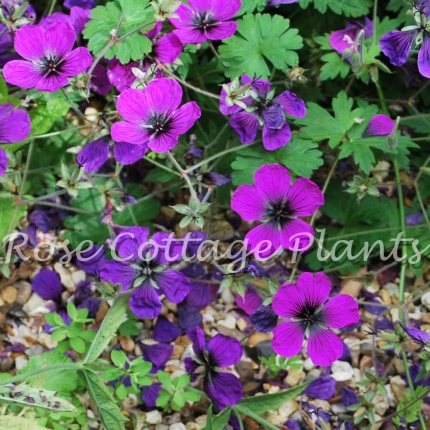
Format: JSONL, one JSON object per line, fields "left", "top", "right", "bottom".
{"left": 169, "top": 0, "right": 241, "bottom": 44}
{"left": 3, "top": 21, "right": 92, "bottom": 92}
{"left": 153, "top": 316, "right": 180, "bottom": 343}
{"left": 40, "top": 7, "right": 91, "bottom": 35}
{"left": 185, "top": 326, "right": 243, "bottom": 409}
{"left": 231, "top": 163, "right": 324, "bottom": 258}
{"left": 267, "top": 0, "right": 299, "bottom": 4}
{"left": 380, "top": 6, "right": 430, "bottom": 78}
{"left": 362, "top": 114, "right": 395, "bottom": 137}
{"left": 77, "top": 136, "right": 148, "bottom": 172}
{"left": 99, "top": 227, "right": 191, "bottom": 318}
{"left": 111, "top": 78, "right": 201, "bottom": 152}
{"left": 64, "top": 0, "right": 95, "bottom": 9}
{"left": 329, "top": 18, "right": 373, "bottom": 55}
{"left": 222, "top": 75, "right": 306, "bottom": 150}
{"left": 272, "top": 272, "right": 360, "bottom": 366}
{"left": 0, "top": 148, "right": 7, "bottom": 176}
{"left": 88, "top": 63, "right": 112, "bottom": 96}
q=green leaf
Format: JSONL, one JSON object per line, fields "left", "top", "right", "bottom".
{"left": 0, "top": 384, "right": 77, "bottom": 412}
{"left": 202, "top": 407, "right": 231, "bottom": 430}
{"left": 81, "top": 370, "right": 127, "bottom": 430}
{"left": 111, "top": 350, "right": 128, "bottom": 368}
{"left": 0, "top": 417, "right": 50, "bottom": 429}
{"left": 320, "top": 52, "right": 351, "bottom": 81}
{"left": 231, "top": 138, "right": 323, "bottom": 186}
{"left": 70, "top": 337, "right": 86, "bottom": 354}
{"left": 237, "top": 0, "right": 266, "bottom": 15}
{"left": 157, "top": 371, "right": 174, "bottom": 391}
{"left": 236, "top": 382, "right": 310, "bottom": 414}
{"left": 84, "top": 294, "right": 129, "bottom": 363}
{"left": 83, "top": 0, "right": 154, "bottom": 64}
{"left": 67, "top": 302, "right": 78, "bottom": 320}
{"left": 299, "top": 0, "right": 372, "bottom": 17}
{"left": 219, "top": 14, "right": 302, "bottom": 79}
{"left": 0, "top": 197, "right": 25, "bottom": 242}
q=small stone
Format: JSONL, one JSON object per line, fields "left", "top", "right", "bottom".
{"left": 118, "top": 336, "right": 135, "bottom": 352}
{"left": 285, "top": 368, "right": 305, "bottom": 387}
{"left": 1, "top": 286, "right": 17, "bottom": 304}
{"left": 195, "top": 416, "right": 207, "bottom": 427}
{"left": 15, "top": 355, "right": 28, "bottom": 370}
{"left": 163, "top": 413, "right": 181, "bottom": 425}
{"left": 218, "top": 315, "right": 236, "bottom": 329}
{"left": 169, "top": 424, "right": 186, "bottom": 430}
{"left": 243, "top": 381, "right": 259, "bottom": 394}
{"left": 221, "top": 288, "right": 235, "bottom": 304}
{"left": 390, "top": 375, "right": 407, "bottom": 403}
{"left": 359, "top": 355, "right": 373, "bottom": 369}
{"left": 380, "top": 289, "right": 392, "bottom": 305}
{"left": 14, "top": 281, "right": 31, "bottom": 305}
{"left": 146, "top": 410, "right": 162, "bottom": 425}
{"left": 22, "top": 293, "right": 50, "bottom": 316}
{"left": 331, "top": 361, "right": 354, "bottom": 381}
{"left": 421, "top": 291, "right": 430, "bottom": 310}
{"left": 248, "top": 332, "right": 271, "bottom": 347}
{"left": 54, "top": 263, "right": 75, "bottom": 291}
{"left": 156, "top": 425, "right": 169, "bottom": 430}
{"left": 185, "top": 423, "right": 200, "bottom": 430}
{"left": 71, "top": 270, "right": 86, "bottom": 286}
{"left": 95, "top": 300, "right": 109, "bottom": 324}
{"left": 237, "top": 318, "right": 247, "bottom": 331}
{"left": 210, "top": 220, "right": 234, "bottom": 240}
{"left": 235, "top": 361, "right": 254, "bottom": 383}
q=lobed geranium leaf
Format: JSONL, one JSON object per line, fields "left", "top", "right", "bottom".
{"left": 219, "top": 14, "right": 302, "bottom": 79}
{"left": 299, "top": 0, "right": 372, "bottom": 17}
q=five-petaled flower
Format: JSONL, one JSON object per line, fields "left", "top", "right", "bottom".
{"left": 380, "top": 6, "right": 430, "bottom": 78}
{"left": 221, "top": 75, "right": 306, "bottom": 151}
{"left": 185, "top": 326, "right": 243, "bottom": 410}
{"left": 111, "top": 78, "right": 201, "bottom": 153}
{"left": 231, "top": 163, "right": 324, "bottom": 258}
{"left": 169, "top": 0, "right": 241, "bottom": 44}
{"left": 100, "top": 227, "right": 191, "bottom": 319}
{"left": 272, "top": 272, "right": 360, "bottom": 366}
{"left": 3, "top": 21, "right": 92, "bottom": 92}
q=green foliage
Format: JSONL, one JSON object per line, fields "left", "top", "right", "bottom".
{"left": 231, "top": 137, "right": 323, "bottom": 185}
{"left": 260, "top": 354, "right": 303, "bottom": 379}
{"left": 83, "top": 0, "right": 154, "bottom": 64}
{"left": 0, "top": 417, "right": 50, "bottom": 430}
{"left": 219, "top": 14, "right": 302, "bottom": 79}
{"left": 393, "top": 385, "right": 427, "bottom": 427}
{"left": 299, "top": 0, "right": 372, "bottom": 17}
{"left": 202, "top": 406, "right": 232, "bottom": 430}
{"left": 0, "top": 197, "right": 25, "bottom": 242}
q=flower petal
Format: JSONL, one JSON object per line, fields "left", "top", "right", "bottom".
{"left": 262, "top": 122, "right": 291, "bottom": 150}
{"left": 113, "top": 141, "right": 148, "bottom": 165}
{"left": 231, "top": 184, "right": 266, "bottom": 221}
{"left": 36, "top": 73, "right": 69, "bottom": 92}
{"left": 380, "top": 29, "right": 417, "bottom": 67}
{"left": 14, "top": 25, "right": 46, "bottom": 60}
{"left": 187, "top": 326, "right": 206, "bottom": 357}
{"left": 115, "top": 226, "right": 150, "bottom": 261}
{"left": 116, "top": 88, "right": 150, "bottom": 123}
{"left": 168, "top": 101, "right": 201, "bottom": 134}
{"left": 297, "top": 272, "right": 332, "bottom": 308}
{"left": 212, "top": 0, "right": 241, "bottom": 21}
{"left": 208, "top": 334, "right": 242, "bottom": 367}
{"left": 111, "top": 121, "right": 151, "bottom": 145}
{"left": 287, "top": 177, "right": 324, "bottom": 216}
{"left": 3, "top": 60, "right": 41, "bottom": 89}
{"left": 229, "top": 111, "right": 259, "bottom": 144}
{"left": 140, "top": 342, "right": 173, "bottom": 370}
{"left": 253, "top": 163, "right": 291, "bottom": 203}
{"left": 99, "top": 260, "right": 139, "bottom": 292}
{"left": 362, "top": 114, "right": 395, "bottom": 137}
{"left": 322, "top": 294, "right": 360, "bottom": 329}
{"left": 0, "top": 147, "right": 7, "bottom": 176}
{"left": 204, "top": 371, "right": 243, "bottom": 409}
{"left": 205, "top": 21, "right": 238, "bottom": 41}
{"left": 156, "top": 270, "right": 191, "bottom": 304}
{"left": 304, "top": 376, "right": 337, "bottom": 400}
{"left": 45, "top": 21, "right": 76, "bottom": 57}
{"left": 236, "top": 289, "right": 263, "bottom": 315}
{"left": 245, "top": 222, "right": 282, "bottom": 259}
{"left": 153, "top": 33, "right": 183, "bottom": 64}
{"left": 147, "top": 130, "right": 180, "bottom": 152}
{"left": 272, "top": 321, "right": 305, "bottom": 357}
{"left": 153, "top": 316, "right": 180, "bottom": 343}
{"left": 261, "top": 104, "right": 285, "bottom": 129}
{"left": 32, "top": 269, "right": 63, "bottom": 301}
{"left": 145, "top": 78, "right": 182, "bottom": 116}
{"left": 130, "top": 281, "right": 162, "bottom": 318}
{"left": 307, "top": 328, "right": 343, "bottom": 366}
{"left": 280, "top": 218, "right": 314, "bottom": 252}
{"left": 418, "top": 33, "right": 430, "bottom": 78}
{"left": 188, "top": 0, "right": 212, "bottom": 13}
{"left": 77, "top": 137, "right": 110, "bottom": 172}
{"left": 272, "top": 283, "right": 304, "bottom": 318}
{"left": 0, "top": 108, "right": 31, "bottom": 143}
{"left": 274, "top": 91, "right": 306, "bottom": 118}
{"left": 62, "top": 46, "right": 92, "bottom": 76}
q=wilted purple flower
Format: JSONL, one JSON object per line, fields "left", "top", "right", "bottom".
{"left": 380, "top": 6, "right": 430, "bottom": 78}
{"left": 139, "top": 342, "right": 173, "bottom": 372}
{"left": 329, "top": 18, "right": 373, "bottom": 55}
{"left": 89, "top": 63, "right": 112, "bottom": 95}
{"left": 153, "top": 316, "right": 180, "bottom": 343}
{"left": 64, "top": 0, "right": 95, "bottom": 8}
{"left": 0, "top": 148, "right": 7, "bottom": 176}
{"left": 223, "top": 75, "right": 306, "bottom": 150}
{"left": 231, "top": 164, "right": 324, "bottom": 258}
{"left": 111, "top": 78, "right": 201, "bottom": 153}
{"left": 142, "top": 384, "right": 162, "bottom": 409}
{"left": 185, "top": 326, "right": 243, "bottom": 409}
{"left": 77, "top": 136, "right": 148, "bottom": 172}
{"left": 236, "top": 289, "right": 263, "bottom": 315}
{"left": 272, "top": 272, "right": 360, "bottom": 366}
{"left": 404, "top": 326, "right": 430, "bottom": 344}
{"left": 341, "top": 387, "right": 359, "bottom": 407}
{"left": 74, "top": 280, "right": 100, "bottom": 317}
{"left": 169, "top": 0, "right": 241, "bottom": 44}
{"left": 304, "top": 376, "right": 337, "bottom": 400}
{"left": 250, "top": 305, "right": 278, "bottom": 333}
{"left": 267, "top": 0, "right": 299, "bottom": 4}
{"left": 284, "top": 419, "right": 300, "bottom": 430}
{"left": 3, "top": 21, "right": 92, "bottom": 92}
{"left": 362, "top": 114, "right": 395, "bottom": 138}
{"left": 0, "top": 103, "right": 31, "bottom": 143}
{"left": 100, "top": 227, "right": 191, "bottom": 318}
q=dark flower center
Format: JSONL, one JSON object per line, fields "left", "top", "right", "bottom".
{"left": 193, "top": 11, "right": 217, "bottom": 32}
{"left": 40, "top": 55, "right": 64, "bottom": 77}
{"left": 266, "top": 200, "right": 293, "bottom": 225}
{"left": 146, "top": 113, "right": 170, "bottom": 134}
{"left": 296, "top": 302, "right": 325, "bottom": 331}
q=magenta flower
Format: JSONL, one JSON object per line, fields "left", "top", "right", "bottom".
{"left": 329, "top": 18, "right": 373, "bottom": 55}
{"left": 272, "top": 272, "right": 360, "bottom": 366}
{"left": 185, "top": 326, "right": 243, "bottom": 410}
{"left": 0, "top": 148, "right": 7, "bottom": 176}
{"left": 231, "top": 164, "right": 324, "bottom": 258}
{"left": 169, "top": 0, "right": 241, "bottom": 44}
{"left": 222, "top": 75, "right": 306, "bottom": 150}
{"left": 99, "top": 227, "right": 191, "bottom": 319}
{"left": 3, "top": 21, "right": 92, "bottom": 92}
{"left": 267, "top": 0, "right": 299, "bottom": 4}
{"left": 380, "top": 7, "right": 430, "bottom": 78}
{"left": 0, "top": 103, "right": 31, "bottom": 143}
{"left": 111, "top": 78, "right": 201, "bottom": 152}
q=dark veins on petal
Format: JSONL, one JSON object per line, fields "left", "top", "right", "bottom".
{"left": 193, "top": 11, "right": 217, "bottom": 32}
{"left": 296, "top": 302, "right": 325, "bottom": 332}
{"left": 40, "top": 55, "right": 65, "bottom": 77}
{"left": 266, "top": 200, "right": 294, "bottom": 226}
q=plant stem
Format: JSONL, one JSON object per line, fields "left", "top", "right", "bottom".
{"left": 372, "top": 0, "right": 378, "bottom": 45}
{"left": 116, "top": 20, "right": 156, "bottom": 42}
{"left": 167, "top": 152, "right": 198, "bottom": 200}
{"left": 233, "top": 406, "right": 279, "bottom": 430}
{"left": 61, "top": 88, "right": 97, "bottom": 125}
{"left": 144, "top": 155, "right": 181, "bottom": 177}
{"left": 376, "top": 83, "right": 388, "bottom": 114}
{"left": 21, "top": 200, "right": 99, "bottom": 215}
